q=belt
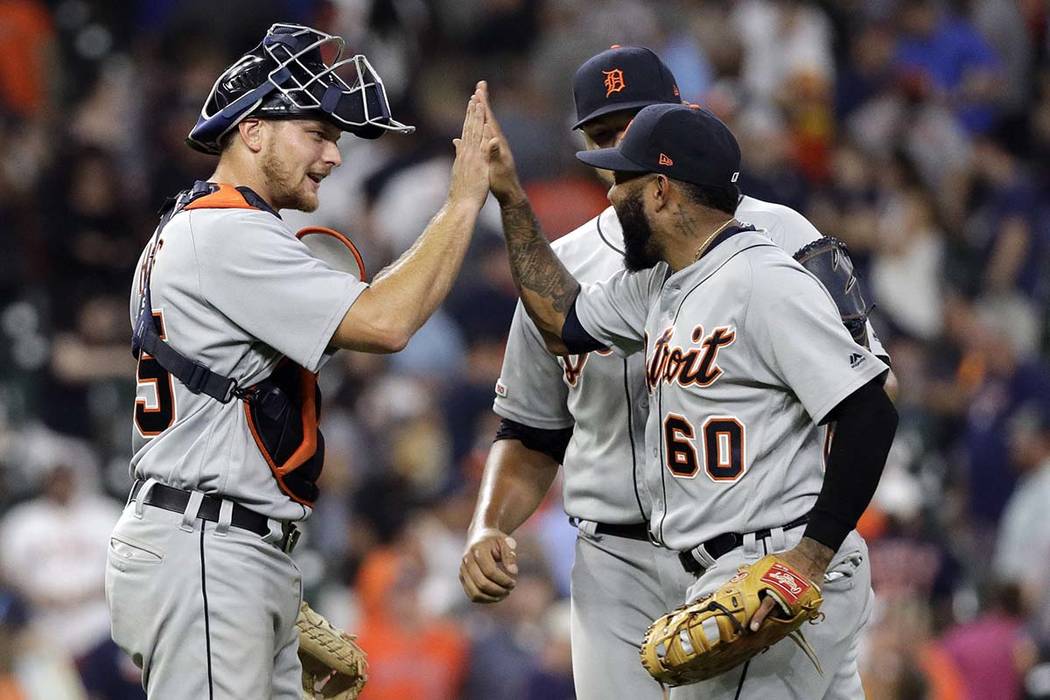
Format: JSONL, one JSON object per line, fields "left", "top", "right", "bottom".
{"left": 129, "top": 480, "right": 301, "bottom": 553}
{"left": 569, "top": 517, "right": 651, "bottom": 542}
{"left": 594, "top": 521, "right": 650, "bottom": 541}
{"left": 679, "top": 515, "right": 808, "bottom": 576}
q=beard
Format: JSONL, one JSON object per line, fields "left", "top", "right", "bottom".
{"left": 260, "top": 145, "right": 318, "bottom": 213}
{"left": 615, "top": 191, "right": 662, "bottom": 271}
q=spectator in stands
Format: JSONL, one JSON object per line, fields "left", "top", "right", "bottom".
{"left": 994, "top": 401, "right": 1050, "bottom": 608}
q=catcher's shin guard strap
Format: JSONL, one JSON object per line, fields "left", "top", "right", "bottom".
{"left": 680, "top": 515, "right": 809, "bottom": 575}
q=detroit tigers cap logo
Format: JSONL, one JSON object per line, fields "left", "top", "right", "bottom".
{"left": 602, "top": 68, "right": 626, "bottom": 97}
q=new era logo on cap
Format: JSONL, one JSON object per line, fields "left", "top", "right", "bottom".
{"left": 575, "top": 103, "right": 742, "bottom": 190}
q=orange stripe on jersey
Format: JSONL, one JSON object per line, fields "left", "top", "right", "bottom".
{"left": 183, "top": 183, "right": 258, "bottom": 211}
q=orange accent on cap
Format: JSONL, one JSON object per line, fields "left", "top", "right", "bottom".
{"left": 610, "top": 44, "right": 621, "bottom": 49}
{"left": 602, "top": 68, "right": 626, "bottom": 97}
{"left": 673, "top": 85, "right": 681, "bottom": 97}
{"left": 183, "top": 183, "right": 256, "bottom": 211}
{"left": 658, "top": 153, "right": 674, "bottom": 166}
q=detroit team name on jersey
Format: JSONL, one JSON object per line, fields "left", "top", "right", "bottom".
{"left": 644, "top": 325, "right": 736, "bottom": 393}
{"left": 559, "top": 347, "right": 614, "bottom": 386}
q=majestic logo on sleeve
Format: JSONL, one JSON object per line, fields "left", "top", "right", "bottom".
{"left": 645, "top": 325, "right": 736, "bottom": 393}
{"left": 602, "top": 68, "right": 626, "bottom": 97}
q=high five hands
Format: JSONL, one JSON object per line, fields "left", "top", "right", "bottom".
{"left": 476, "top": 84, "right": 527, "bottom": 207}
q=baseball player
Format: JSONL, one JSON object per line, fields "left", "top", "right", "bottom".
{"left": 106, "top": 24, "right": 491, "bottom": 699}
{"left": 460, "top": 47, "right": 894, "bottom": 699}
{"left": 481, "top": 97, "right": 898, "bottom": 698}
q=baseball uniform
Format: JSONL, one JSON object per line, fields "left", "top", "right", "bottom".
{"left": 107, "top": 183, "right": 366, "bottom": 699}
{"left": 572, "top": 226, "right": 887, "bottom": 698}
{"left": 495, "top": 196, "right": 886, "bottom": 698}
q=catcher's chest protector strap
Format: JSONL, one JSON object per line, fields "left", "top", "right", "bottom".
{"left": 132, "top": 181, "right": 325, "bottom": 506}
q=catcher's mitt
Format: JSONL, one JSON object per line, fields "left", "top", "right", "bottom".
{"left": 297, "top": 601, "right": 368, "bottom": 700}
{"left": 792, "top": 236, "right": 872, "bottom": 348}
{"left": 640, "top": 554, "right": 824, "bottom": 687}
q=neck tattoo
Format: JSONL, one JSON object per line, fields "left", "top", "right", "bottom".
{"left": 693, "top": 217, "right": 738, "bottom": 262}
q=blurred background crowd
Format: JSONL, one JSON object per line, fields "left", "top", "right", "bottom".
{"left": 0, "top": 0, "right": 1049, "bottom": 698}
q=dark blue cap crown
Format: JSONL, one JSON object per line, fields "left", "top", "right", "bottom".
{"left": 572, "top": 45, "right": 680, "bottom": 129}
{"left": 576, "top": 103, "right": 741, "bottom": 190}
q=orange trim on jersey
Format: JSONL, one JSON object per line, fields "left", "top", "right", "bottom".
{"left": 295, "top": 226, "right": 368, "bottom": 280}
{"left": 243, "top": 367, "right": 320, "bottom": 507}
{"left": 183, "top": 183, "right": 258, "bottom": 211}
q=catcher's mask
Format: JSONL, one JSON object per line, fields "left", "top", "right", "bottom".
{"left": 188, "top": 23, "right": 414, "bottom": 154}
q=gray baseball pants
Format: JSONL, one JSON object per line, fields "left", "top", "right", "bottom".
{"left": 105, "top": 479, "right": 303, "bottom": 699}
{"left": 569, "top": 520, "right": 695, "bottom": 700}
{"left": 670, "top": 528, "right": 873, "bottom": 700}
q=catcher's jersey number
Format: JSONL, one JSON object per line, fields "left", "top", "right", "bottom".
{"left": 662, "top": 414, "right": 745, "bottom": 481}
{"left": 134, "top": 311, "right": 176, "bottom": 436}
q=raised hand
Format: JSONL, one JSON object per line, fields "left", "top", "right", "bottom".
{"left": 477, "top": 84, "right": 526, "bottom": 206}
{"left": 459, "top": 528, "right": 519, "bottom": 604}
{"left": 448, "top": 81, "right": 492, "bottom": 209}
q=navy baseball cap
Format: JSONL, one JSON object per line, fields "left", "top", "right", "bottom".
{"left": 572, "top": 45, "right": 681, "bottom": 129}
{"left": 576, "top": 104, "right": 741, "bottom": 189}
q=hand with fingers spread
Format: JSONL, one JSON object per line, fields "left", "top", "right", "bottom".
{"left": 459, "top": 528, "right": 519, "bottom": 604}
{"left": 448, "top": 81, "right": 492, "bottom": 210}
{"left": 476, "top": 85, "right": 526, "bottom": 207}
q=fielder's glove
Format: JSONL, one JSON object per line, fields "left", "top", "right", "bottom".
{"left": 640, "top": 554, "right": 824, "bottom": 687}
{"left": 792, "top": 236, "right": 872, "bottom": 348}
{"left": 297, "top": 601, "right": 368, "bottom": 700}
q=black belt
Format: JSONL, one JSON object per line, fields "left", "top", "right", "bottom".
{"left": 679, "top": 515, "right": 809, "bottom": 576}
{"left": 593, "top": 521, "right": 650, "bottom": 541}
{"left": 569, "top": 517, "right": 651, "bottom": 542}
{"left": 129, "top": 480, "right": 299, "bottom": 551}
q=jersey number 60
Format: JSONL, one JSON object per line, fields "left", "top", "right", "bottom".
{"left": 662, "top": 414, "right": 746, "bottom": 482}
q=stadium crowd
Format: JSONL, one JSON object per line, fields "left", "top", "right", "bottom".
{"left": 1, "top": 0, "right": 1049, "bottom": 698}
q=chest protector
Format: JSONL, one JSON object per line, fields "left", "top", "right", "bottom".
{"left": 133, "top": 181, "right": 330, "bottom": 506}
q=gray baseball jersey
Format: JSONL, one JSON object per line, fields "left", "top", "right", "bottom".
{"left": 128, "top": 203, "right": 367, "bottom": 520}
{"left": 495, "top": 206, "right": 652, "bottom": 524}
{"left": 573, "top": 229, "right": 889, "bottom": 550}
{"left": 493, "top": 197, "right": 886, "bottom": 525}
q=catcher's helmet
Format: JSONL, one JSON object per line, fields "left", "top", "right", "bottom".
{"left": 187, "top": 23, "right": 414, "bottom": 154}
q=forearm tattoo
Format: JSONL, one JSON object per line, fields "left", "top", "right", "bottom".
{"left": 500, "top": 199, "right": 580, "bottom": 316}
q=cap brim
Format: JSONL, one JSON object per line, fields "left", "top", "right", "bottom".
{"left": 573, "top": 100, "right": 665, "bottom": 130}
{"left": 575, "top": 146, "right": 649, "bottom": 173}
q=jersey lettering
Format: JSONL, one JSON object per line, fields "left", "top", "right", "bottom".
{"left": 662, "top": 413, "right": 747, "bottom": 482}
{"left": 663, "top": 413, "right": 699, "bottom": 477}
{"left": 134, "top": 311, "right": 176, "bottom": 437}
{"left": 559, "top": 347, "right": 613, "bottom": 387}
{"left": 645, "top": 325, "right": 736, "bottom": 393}
{"left": 702, "top": 417, "right": 746, "bottom": 481}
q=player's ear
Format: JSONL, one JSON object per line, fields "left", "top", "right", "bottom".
{"left": 237, "top": 118, "right": 266, "bottom": 154}
{"left": 651, "top": 174, "right": 670, "bottom": 212}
